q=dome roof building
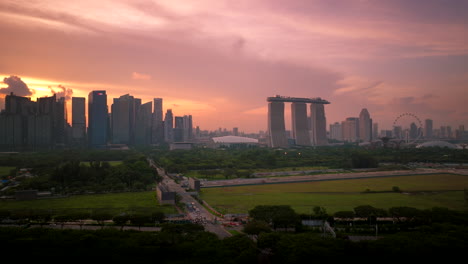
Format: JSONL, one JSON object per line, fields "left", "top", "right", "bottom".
{"left": 416, "top": 141, "right": 460, "bottom": 149}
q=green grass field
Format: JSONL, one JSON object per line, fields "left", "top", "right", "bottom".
{"left": 0, "top": 191, "right": 177, "bottom": 215}
{"left": 0, "top": 166, "right": 15, "bottom": 177}
{"left": 200, "top": 174, "right": 468, "bottom": 215}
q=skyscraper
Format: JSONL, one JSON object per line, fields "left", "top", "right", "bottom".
{"left": 342, "top": 117, "right": 359, "bottom": 142}
{"left": 152, "top": 98, "right": 164, "bottom": 144}
{"left": 72, "top": 97, "right": 86, "bottom": 145}
{"left": 183, "top": 115, "right": 193, "bottom": 141}
{"left": 111, "top": 94, "right": 137, "bottom": 145}
{"left": 310, "top": 103, "right": 327, "bottom": 145}
{"left": 329, "top": 122, "right": 342, "bottom": 141}
{"left": 174, "top": 116, "right": 184, "bottom": 142}
{"left": 291, "top": 102, "right": 310, "bottom": 146}
{"left": 135, "top": 101, "right": 152, "bottom": 146}
{"left": 359, "top": 108, "right": 372, "bottom": 142}
{"left": 372, "top": 123, "right": 379, "bottom": 140}
{"left": 164, "top": 109, "right": 174, "bottom": 143}
{"left": 424, "top": 119, "right": 433, "bottom": 139}
{"left": 267, "top": 101, "right": 288, "bottom": 148}
{"left": 88, "top": 90, "right": 108, "bottom": 148}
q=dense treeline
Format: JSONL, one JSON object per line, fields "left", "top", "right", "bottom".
{"left": 0, "top": 207, "right": 166, "bottom": 229}
{"left": 0, "top": 221, "right": 465, "bottom": 263}
{"left": 0, "top": 150, "right": 161, "bottom": 195}
{"left": 150, "top": 146, "right": 468, "bottom": 174}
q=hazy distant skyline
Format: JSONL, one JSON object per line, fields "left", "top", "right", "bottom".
{"left": 1, "top": 0, "right": 467, "bottom": 132}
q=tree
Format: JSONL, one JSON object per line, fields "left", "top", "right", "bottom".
{"left": 129, "top": 213, "right": 152, "bottom": 230}
{"left": 389, "top": 206, "right": 421, "bottom": 223}
{"left": 312, "top": 206, "right": 328, "bottom": 220}
{"left": 113, "top": 213, "right": 130, "bottom": 230}
{"left": 333, "top": 211, "right": 355, "bottom": 220}
{"left": 249, "top": 205, "right": 300, "bottom": 230}
{"left": 91, "top": 210, "right": 113, "bottom": 229}
{"left": 354, "top": 205, "right": 387, "bottom": 225}
{"left": 243, "top": 220, "right": 272, "bottom": 238}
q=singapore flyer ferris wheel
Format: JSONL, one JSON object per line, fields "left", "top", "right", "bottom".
{"left": 392, "top": 113, "right": 423, "bottom": 143}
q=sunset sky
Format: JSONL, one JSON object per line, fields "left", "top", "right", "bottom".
{"left": 1, "top": 0, "right": 467, "bottom": 133}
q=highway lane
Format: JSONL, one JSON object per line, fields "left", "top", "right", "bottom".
{"left": 149, "top": 158, "right": 231, "bottom": 239}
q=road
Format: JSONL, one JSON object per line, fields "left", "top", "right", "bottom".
{"left": 150, "top": 159, "right": 232, "bottom": 239}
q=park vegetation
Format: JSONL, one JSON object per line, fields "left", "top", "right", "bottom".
{"left": 0, "top": 149, "right": 161, "bottom": 195}
{"left": 0, "top": 203, "right": 466, "bottom": 263}
{"left": 150, "top": 145, "right": 467, "bottom": 177}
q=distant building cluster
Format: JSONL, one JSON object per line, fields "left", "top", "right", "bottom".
{"left": 328, "top": 109, "right": 467, "bottom": 143}
{"left": 0, "top": 91, "right": 195, "bottom": 150}
{"left": 329, "top": 108, "right": 373, "bottom": 143}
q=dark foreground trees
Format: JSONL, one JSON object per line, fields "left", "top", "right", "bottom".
{"left": 0, "top": 222, "right": 466, "bottom": 263}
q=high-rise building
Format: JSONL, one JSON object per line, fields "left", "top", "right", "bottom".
{"left": 0, "top": 93, "right": 34, "bottom": 150}
{"left": 372, "top": 123, "right": 379, "bottom": 140}
{"left": 329, "top": 122, "right": 342, "bottom": 141}
{"left": 342, "top": 117, "right": 359, "bottom": 142}
{"left": 164, "top": 109, "right": 174, "bottom": 143}
{"left": 152, "top": 98, "right": 164, "bottom": 144}
{"left": 424, "top": 119, "right": 433, "bottom": 139}
{"left": 183, "top": 115, "right": 193, "bottom": 141}
{"left": 310, "top": 103, "right": 327, "bottom": 145}
{"left": 111, "top": 94, "right": 137, "bottom": 145}
{"left": 267, "top": 101, "right": 288, "bottom": 148}
{"left": 174, "top": 116, "right": 184, "bottom": 142}
{"left": 359, "top": 108, "right": 372, "bottom": 142}
{"left": 291, "top": 102, "right": 310, "bottom": 146}
{"left": 72, "top": 97, "right": 86, "bottom": 145}
{"left": 88, "top": 90, "right": 108, "bottom": 148}
{"left": 135, "top": 101, "right": 152, "bottom": 146}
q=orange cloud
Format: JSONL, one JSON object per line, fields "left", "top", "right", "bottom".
{"left": 131, "top": 72, "right": 152, "bottom": 80}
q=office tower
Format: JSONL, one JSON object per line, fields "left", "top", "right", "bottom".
{"left": 393, "top": 126, "right": 403, "bottom": 139}
{"left": 233, "top": 127, "right": 239, "bottom": 136}
{"left": 152, "top": 98, "right": 164, "bottom": 144}
{"left": 268, "top": 101, "right": 288, "bottom": 148}
{"left": 424, "top": 119, "right": 433, "bottom": 139}
{"left": 310, "top": 103, "right": 327, "bottom": 145}
{"left": 409, "top": 122, "right": 418, "bottom": 139}
{"left": 174, "top": 116, "right": 184, "bottom": 142}
{"left": 342, "top": 117, "right": 359, "bottom": 142}
{"left": 183, "top": 115, "right": 193, "bottom": 141}
{"left": 88, "top": 90, "right": 108, "bottom": 148}
{"left": 55, "top": 96, "right": 67, "bottom": 145}
{"left": 291, "top": 102, "right": 310, "bottom": 146}
{"left": 164, "top": 109, "right": 173, "bottom": 143}
{"left": 72, "top": 97, "right": 86, "bottom": 144}
{"left": 0, "top": 93, "right": 34, "bottom": 150}
{"left": 447, "top": 126, "right": 452, "bottom": 138}
{"left": 135, "top": 101, "right": 152, "bottom": 146}
{"left": 111, "top": 94, "right": 137, "bottom": 145}
{"left": 329, "top": 122, "right": 342, "bottom": 141}
{"left": 34, "top": 95, "right": 56, "bottom": 148}
{"left": 359, "top": 108, "right": 372, "bottom": 142}
{"left": 373, "top": 123, "right": 379, "bottom": 140}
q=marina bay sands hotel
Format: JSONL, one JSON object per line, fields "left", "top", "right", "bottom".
{"left": 267, "top": 95, "right": 330, "bottom": 148}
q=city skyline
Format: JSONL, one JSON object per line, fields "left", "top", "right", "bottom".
{"left": 1, "top": 1, "right": 467, "bottom": 132}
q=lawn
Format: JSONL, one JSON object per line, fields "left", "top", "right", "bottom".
{"left": 0, "top": 191, "right": 177, "bottom": 215}
{"left": 0, "top": 166, "right": 15, "bottom": 177}
{"left": 200, "top": 174, "right": 468, "bottom": 215}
